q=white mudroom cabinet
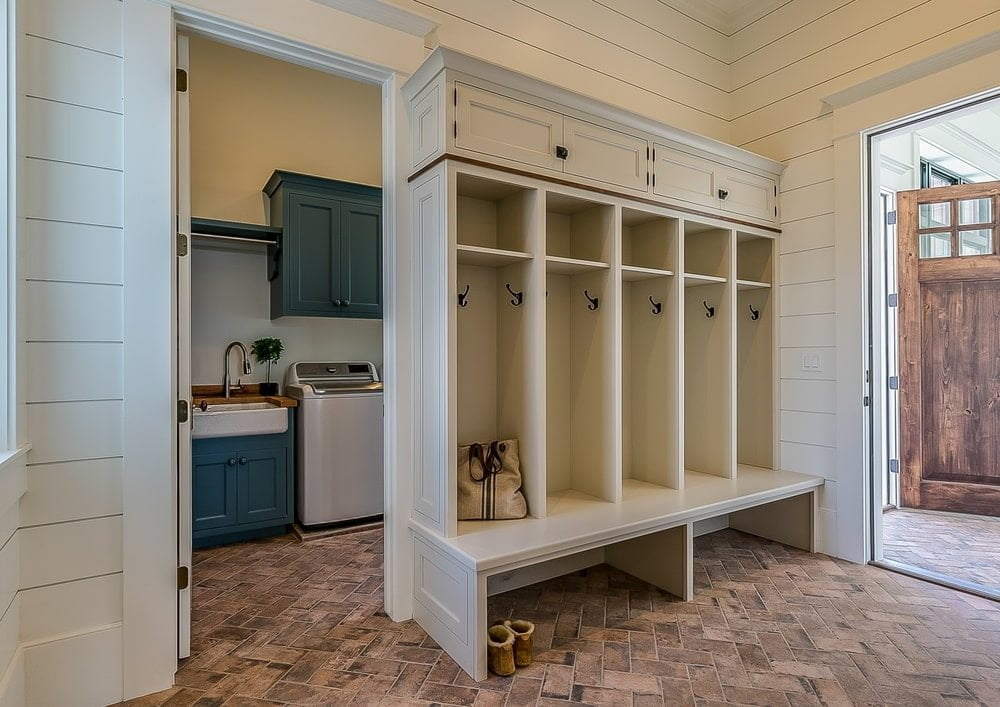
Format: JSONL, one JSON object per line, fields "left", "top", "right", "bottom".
{"left": 402, "top": 48, "right": 823, "bottom": 680}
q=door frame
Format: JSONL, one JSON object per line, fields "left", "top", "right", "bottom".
{"left": 122, "top": 1, "right": 417, "bottom": 697}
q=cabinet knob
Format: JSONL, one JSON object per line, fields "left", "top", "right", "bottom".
{"left": 343, "top": 300, "right": 350, "bottom": 307}
{"left": 227, "top": 458, "right": 237, "bottom": 466}
{"left": 555, "top": 145, "right": 569, "bottom": 159}
{"left": 333, "top": 299, "right": 342, "bottom": 306}
{"left": 239, "top": 457, "right": 248, "bottom": 465}
{"left": 718, "top": 188, "right": 729, "bottom": 200}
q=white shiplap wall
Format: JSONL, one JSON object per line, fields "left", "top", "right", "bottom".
{"left": 15, "top": 0, "right": 125, "bottom": 704}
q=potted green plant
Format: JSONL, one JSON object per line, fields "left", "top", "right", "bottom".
{"left": 251, "top": 337, "right": 284, "bottom": 396}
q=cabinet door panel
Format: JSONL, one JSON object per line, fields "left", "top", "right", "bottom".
{"left": 193, "top": 451, "right": 238, "bottom": 531}
{"left": 287, "top": 193, "right": 341, "bottom": 312}
{"left": 341, "top": 202, "right": 383, "bottom": 318}
{"left": 719, "top": 167, "right": 777, "bottom": 223}
{"left": 563, "top": 118, "right": 649, "bottom": 192}
{"left": 237, "top": 447, "right": 289, "bottom": 525}
{"left": 455, "top": 83, "right": 563, "bottom": 171}
{"left": 652, "top": 145, "right": 719, "bottom": 209}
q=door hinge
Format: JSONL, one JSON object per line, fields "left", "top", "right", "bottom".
{"left": 887, "top": 292, "right": 898, "bottom": 307}
{"left": 652, "top": 173, "right": 656, "bottom": 188}
{"left": 886, "top": 210, "right": 897, "bottom": 226}
{"left": 888, "top": 375, "right": 899, "bottom": 390}
{"left": 774, "top": 206, "right": 778, "bottom": 217}
{"left": 888, "top": 459, "right": 900, "bottom": 474}
{"left": 177, "top": 399, "right": 189, "bottom": 424}
{"left": 176, "top": 233, "right": 188, "bottom": 257}
{"left": 652, "top": 147, "right": 656, "bottom": 161}
{"left": 453, "top": 120, "right": 457, "bottom": 139}
{"left": 176, "top": 68, "right": 188, "bottom": 93}
{"left": 453, "top": 86, "right": 457, "bottom": 106}
{"left": 774, "top": 185, "right": 778, "bottom": 196}
{"left": 646, "top": 172, "right": 650, "bottom": 186}
{"left": 177, "top": 565, "right": 190, "bottom": 590}
{"left": 863, "top": 395, "right": 870, "bottom": 407}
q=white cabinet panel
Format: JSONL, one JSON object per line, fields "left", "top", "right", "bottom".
{"left": 455, "top": 83, "right": 563, "bottom": 171}
{"left": 719, "top": 167, "right": 776, "bottom": 222}
{"left": 563, "top": 117, "right": 648, "bottom": 192}
{"left": 652, "top": 144, "right": 718, "bottom": 209}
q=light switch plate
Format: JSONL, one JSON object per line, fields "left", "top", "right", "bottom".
{"left": 800, "top": 352, "right": 822, "bottom": 372}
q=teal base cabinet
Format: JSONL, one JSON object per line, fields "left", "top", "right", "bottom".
{"left": 192, "top": 417, "right": 295, "bottom": 548}
{"left": 264, "top": 171, "right": 382, "bottom": 320}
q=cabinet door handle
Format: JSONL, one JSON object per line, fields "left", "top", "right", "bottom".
{"left": 555, "top": 145, "right": 569, "bottom": 159}
{"left": 343, "top": 299, "right": 350, "bottom": 307}
{"left": 239, "top": 457, "right": 248, "bottom": 465}
{"left": 333, "top": 299, "right": 342, "bottom": 306}
{"left": 718, "top": 188, "right": 729, "bottom": 200}
{"left": 227, "top": 458, "right": 237, "bottom": 466}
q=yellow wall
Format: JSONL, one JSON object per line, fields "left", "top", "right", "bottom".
{"left": 189, "top": 35, "right": 382, "bottom": 224}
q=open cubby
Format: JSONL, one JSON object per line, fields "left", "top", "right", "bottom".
{"left": 622, "top": 208, "right": 677, "bottom": 275}
{"left": 737, "top": 235, "right": 774, "bottom": 469}
{"left": 545, "top": 192, "right": 613, "bottom": 266}
{"left": 684, "top": 277, "right": 734, "bottom": 479}
{"left": 456, "top": 258, "right": 542, "bottom": 516}
{"left": 456, "top": 173, "right": 536, "bottom": 257}
{"left": 546, "top": 264, "right": 617, "bottom": 503}
{"left": 684, "top": 222, "right": 730, "bottom": 287}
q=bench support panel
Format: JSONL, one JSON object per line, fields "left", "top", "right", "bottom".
{"left": 729, "top": 491, "right": 815, "bottom": 552}
{"left": 605, "top": 523, "right": 693, "bottom": 601}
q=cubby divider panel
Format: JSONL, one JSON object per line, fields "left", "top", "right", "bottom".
{"left": 737, "top": 234, "right": 774, "bottom": 469}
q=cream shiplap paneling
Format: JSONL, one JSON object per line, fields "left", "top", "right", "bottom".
{"left": 729, "top": 0, "right": 854, "bottom": 62}
{"left": 19, "top": 516, "right": 122, "bottom": 589}
{"left": 781, "top": 379, "right": 836, "bottom": 414}
{"left": 23, "top": 626, "right": 123, "bottom": 706}
{"left": 0, "top": 598, "right": 18, "bottom": 685}
{"left": 23, "top": 35, "right": 122, "bottom": 113}
{"left": 23, "top": 98, "right": 123, "bottom": 170}
{"left": 780, "top": 347, "right": 836, "bottom": 381}
{"left": 0, "top": 535, "right": 17, "bottom": 619}
{"left": 780, "top": 281, "right": 835, "bottom": 316}
{"left": 26, "top": 342, "right": 123, "bottom": 402}
{"left": 740, "top": 114, "right": 832, "bottom": 161}
{"left": 25, "top": 401, "right": 123, "bottom": 466}
{"left": 780, "top": 180, "right": 834, "bottom": 223}
{"left": 601, "top": 0, "right": 728, "bottom": 62}
{"left": 780, "top": 147, "right": 833, "bottom": 192}
{"left": 0, "top": 648, "right": 23, "bottom": 707}
{"left": 780, "top": 247, "right": 834, "bottom": 285}
{"left": 25, "top": 220, "right": 123, "bottom": 285}
{"left": 779, "top": 213, "right": 834, "bottom": 254}
{"left": 25, "top": 0, "right": 123, "bottom": 56}
{"left": 19, "top": 575, "right": 122, "bottom": 643}
{"left": 25, "top": 281, "right": 123, "bottom": 342}
{"left": 780, "top": 410, "right": 835, "bottom": 448}
{"left": 782, "top": 441, "right": 837, "bottom": 480}
{"left": 20, "top": 458, "right": 123, "bottom": 527}
{"left": 780, "top": 313, "right": 836, "bottom": 348}
{"left": 24, "top": 159, "right": 123, "bottom": 227}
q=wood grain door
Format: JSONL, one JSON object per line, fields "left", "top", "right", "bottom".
{"left": 897, "top": 182, "right": 1000, "bottom": 515}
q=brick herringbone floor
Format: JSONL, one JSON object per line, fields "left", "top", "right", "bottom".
{"left": 883, "top": 508, "right": 1000, "bottom": 590}
{"left": 123, "top": 528, "right": 1000, "bottom": 706}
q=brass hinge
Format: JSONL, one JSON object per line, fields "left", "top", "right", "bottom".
{"left": 176, "top": 68, "right": 188, "bottom": 93}
{"left": 177, "top": 233, "right": 188, "bottom": 257}
{"left": 177, "top": 566, "right": 190, "bottom": 590}
{"left": 177, "top": 399, "right": 189, "bottom": 424}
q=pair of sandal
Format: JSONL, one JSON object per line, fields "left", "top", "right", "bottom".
{"left": 487, "top": 619, "right": 535, "bottom": 676}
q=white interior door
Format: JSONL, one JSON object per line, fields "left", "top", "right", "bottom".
{"left": 176, "top": 33, "right": 193, "bottom": 659}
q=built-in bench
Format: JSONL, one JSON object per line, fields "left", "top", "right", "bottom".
{"left": 410, "top": 467, "right": 824, "bottom": 679}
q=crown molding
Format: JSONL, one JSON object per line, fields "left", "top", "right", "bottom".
{"left": 309, "top": 0, "right": 437, "bottom": 38}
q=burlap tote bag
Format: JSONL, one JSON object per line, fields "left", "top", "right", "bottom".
{"left": 457, "top": 440, "right": 528, "bottom": 520}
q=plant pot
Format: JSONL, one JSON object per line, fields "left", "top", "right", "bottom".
{"left": 259, "top": 382, "right": 279, "bottom": 396}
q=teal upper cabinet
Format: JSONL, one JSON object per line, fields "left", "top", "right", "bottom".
{"left": 265, "top": 171, "right": 382, "bottom": 319}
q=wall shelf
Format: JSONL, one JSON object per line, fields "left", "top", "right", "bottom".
{"left": 683, "top": 273, "right": 727, "bottom": 287}
{"left": 736, "top": 279, "right": 771, "bottom": 290}
{"left": 545, "top": 255, "right": 610, "bottom": 274}
{"left": 622, "top": 265, "right": 674, "bottom": 281}
{"left": 456, "top": 244, "right": 532, "bottom": 267}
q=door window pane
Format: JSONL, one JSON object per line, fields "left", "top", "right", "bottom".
{"left": 958, "top": 198, "right": 992, "bottom": 225}
{"left": 959, "top": 229, "right": 992, "bottom": 256}
{"left": 919, "top": 202, "right": 951, "bottom": 228}
{"left": 919, "top": 232, "right": 951, "bottom": 259}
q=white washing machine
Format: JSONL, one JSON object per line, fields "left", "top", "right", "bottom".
{"left": 285, "top": 361, "right": 383, "bottom": 526}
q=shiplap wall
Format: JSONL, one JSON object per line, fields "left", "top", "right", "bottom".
{"left": 14, "top": 0, "right": 125, "bottom": 704}
{"left": 729, "top": 0, "right": 1000, "bottom": 555}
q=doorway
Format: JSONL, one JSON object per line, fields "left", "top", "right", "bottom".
{"left": 871, "top": 97, "right": 1000, "bottom": 599}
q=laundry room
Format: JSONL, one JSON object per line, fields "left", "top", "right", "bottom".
{"left": 181, "top": 34, "right": 385, "bottom": 549}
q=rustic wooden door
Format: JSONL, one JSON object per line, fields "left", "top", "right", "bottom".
{"left": 897, "top": 182, "right": 1000, "bottom": 515}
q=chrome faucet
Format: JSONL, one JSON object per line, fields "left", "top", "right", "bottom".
{"left": 223, "top": 341, "right": 253, "bottom": 398}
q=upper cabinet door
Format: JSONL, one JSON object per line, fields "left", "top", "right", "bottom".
{"left": 562, "top": 118, "right": 649, "bottom": 192}
{"left": 718, "top": 167, "right": 777, "bottom": 223}
{"left": 652, "top": 145, "right": 719, "bottom": 209}
{"left": 340, "top": 201, "right": 383, "bottom": 318}
{"left": 455, "top": 83, "right": 564, "bottom": 171}
{"left": 286, "top": 192, "right": 342, "bottom": 314}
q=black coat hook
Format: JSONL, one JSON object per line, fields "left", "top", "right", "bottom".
{"left": 748, "top": 304, "right": 760, "bottom": 321}
{"left": 505, "top": 283, "right": 523, "bottom": 307}
{"left": 458, "top": 284, "right": 470, "bottom": 308}
{"left": 584, "top": 290, "right": 599, "bottom": 311}
{"left": 703, "top": 300, "right": 715, "bottom": 318}
{"left": 648, "top": 296, "right": 662, "bottom": 315}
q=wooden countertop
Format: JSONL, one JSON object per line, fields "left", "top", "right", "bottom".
{"left": 192, "top": 385, "right": 298, "bottom": 408}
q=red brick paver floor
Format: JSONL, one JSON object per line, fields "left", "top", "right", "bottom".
{"left": 883, "top": 508, "right": 1000, "bottom": 591}
{"left": 123, "top": 527, "right": 1000, "bottom": 706}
